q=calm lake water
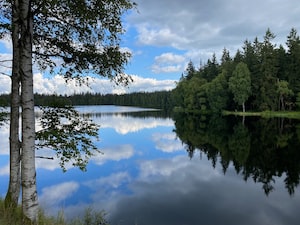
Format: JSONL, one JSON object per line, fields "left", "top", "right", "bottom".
{"left": 1, "top": 105, "right": 300, "bottom": 225}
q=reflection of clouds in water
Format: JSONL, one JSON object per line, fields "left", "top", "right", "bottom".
{"left": 96, "top": 115, "right": 174, "bottom": 134}
{"left": 91, "top": 144, "right": 134, "bottom": 165}
{"left": 152, "top": 132, "right": 183, "bottom": 153}
{"left": 106, "top": 157, "right": 300, "bottom": 225}
{"left": 85, "top": 172, "right": 131, "bottom": 189}
{"left": 35, "top": 149, "right": 74, "bottom": 171}
{"left": 49, "top": 172, "right": 133, "bottom": 220}
{"left": 0, "top": 123, "right": 9, "bottom": 155}
{"left": 84, "top": 172, "right": 132, "bottom": 208}
{"left": 40, "top": 150, "right": 300, "bottom": 225}
{"left": 39, "top": 181, "right": 79, "bottom": 215}
{"left": 36, "top": 144, "right": 134, "bottom": 171}
{"left": 138, "top": 155, "right": 221, "bottom": 181}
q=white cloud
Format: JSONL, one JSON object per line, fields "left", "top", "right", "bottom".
{"left": 0, "top": 73, "right": 176, "bottom": 95}
{"left": 39, "top": 181, "right": 79, "bottom": 208}
{"left": 0, "top": 163, "right": 9, "bottom": 176}
{"left": 128, "top": 0, "right": 300, "bottom": 64}
{"left": 151, "top": 53, "right": 185, "bottom": 73}
{"left": 0, "top": 74, "right": 10, "bottom": 94}
{"left": 0, "top": 123, "right": 9, "bottom": 155}
{"left": 138, "top": 155, "right": 221, "bottom": 181}
{"left": 152, "top": 132, "right": 183, "bottom": 153}
{"left": 0, "top": 53, "right": 12, "bottom": 87}
{"left": 85, "top": 172, "right": 131, "bottom": 189}
{"left": 35, "top": 149, "right": 75, "bottom": 171}
{"left": 136, "top": 26, "right": 189, "bottom": 49}
{"left": 154, "top": 53, "right": 185, "bottom": 64}
{"left": 96, "top": 115, "right": 174, "bottom": 134}
{"left": 91, "top": 144, "right": 134, "bottom": 165}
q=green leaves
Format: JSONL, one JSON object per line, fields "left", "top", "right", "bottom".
{"left": 36, "top": 106, "right": 100, "bottom": 172}
{"left": 229, "top": 62, "right": 251, "bottom": 111}
{"left": 31, "top": 0, "right": 136, "bottom": 85}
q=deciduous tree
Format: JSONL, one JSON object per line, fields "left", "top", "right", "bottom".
{"left": 229, "top": 62, "right": 251, "bottom": 113}
{"left": 0, "top": 0, "right": 136, "bottom": 223}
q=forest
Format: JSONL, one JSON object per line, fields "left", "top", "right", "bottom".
{"left": 172, "top": 28, "right": 300, "bottom": 113}
{"left": 0, "top": 91, "right": 173, "bottom": 110}
{"left": 1, "top": 28, "right": 300, "bottom": 115}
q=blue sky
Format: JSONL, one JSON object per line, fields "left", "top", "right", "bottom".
{"left": 1, "top": 0, "right": 300, "bottom": 95}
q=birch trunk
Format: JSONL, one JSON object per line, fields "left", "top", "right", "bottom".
{"left": 20, "top": 0, "right": 38, "bottom": 222}
{"left": 5, "top": 0, "right": 21, "bottom": 208}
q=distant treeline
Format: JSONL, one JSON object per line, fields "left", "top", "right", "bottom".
{"left": 0, "top": 91, "right": 173, "bottom": 110}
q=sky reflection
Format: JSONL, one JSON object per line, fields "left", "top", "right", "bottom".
{"left": 1, "top": 106, "right": 300, "bottom": 225}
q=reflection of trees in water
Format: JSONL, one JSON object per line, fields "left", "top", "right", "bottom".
{"left": 79, "top": 110, "right": 170, "bottom": 119}
{"left": 173, "top": 113, "right": 300, "bottom": 195}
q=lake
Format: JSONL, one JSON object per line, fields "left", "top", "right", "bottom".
{"left": 1, "top": 105, "right": 300, "bottom": 225}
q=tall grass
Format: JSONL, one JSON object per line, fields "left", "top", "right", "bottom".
{"left": 0, "top": 198, "right": 109, "bottom": 225}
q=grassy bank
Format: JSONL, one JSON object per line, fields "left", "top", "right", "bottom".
{"left": 223, "top": 110, "right": 300, "bottom": 119}
{"left": 0, "top": 198, "right": 109, "bottom": 225}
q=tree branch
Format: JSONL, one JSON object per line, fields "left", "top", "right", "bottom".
{"left": 0, "top": 59, "right": 12, "bottom": 63}
{"left": 35, "top": 156, "right": 54, "bottom": 160}
{"left": 0, "top": 71, "right": 11, "bottom": 77}
{"left": 0, "top": 64, "right": 12, "bottom": 69}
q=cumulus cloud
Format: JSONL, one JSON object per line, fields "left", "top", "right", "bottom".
{"left": 0, "top": 123, "right": 9, "bottom": 155}
{"left": 151, "top": 52, "right": 185, "bottom": 73}
{"left": 0, "top": 73, "right": 176, "bottom": 95}
{"left": 85, "top": 172, "right": 131, "bottom": 189}
{"left": 128, "top": 0, "right": 300, "bottom": 68}
{"left": 39, "top": 181, "right": 79, "bottom": 210}
{"left": 152, "top": 132, "right": 183, "bottom": 153}
{"left": 91, "top": 144, "right": 135, "bottom": 165}
{"left": 0, "top": 163, "right": 9, "bottom": 176}
{"left": 138, "top": 155, "right": 221, "bottom": 180}
{"left": 96, "top": 114, "right": 174, "bottom": 134}
{"left": 130, "top": 0, "right": 300, "bottom": 48}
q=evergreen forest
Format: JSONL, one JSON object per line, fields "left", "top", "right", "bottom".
{"left": 0, "top": 91, "right": 173, "bottom": 110}
{"left": 172, "top": 28, "right": 300, "bottom": 113}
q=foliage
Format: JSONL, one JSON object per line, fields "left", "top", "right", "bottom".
{"left": 206, "top": 72, "right": 229, "bottom": 113}
{"left": 0, "top": 109, "right": 8, "bottom": 126}
{"left": 276, "top": 80, "right": 293, "bottom": 110}
{"left": 36, "top": 106, "right": 100, "bottom": 172}
{"left": 1, "top": 0, "right": 137, "bottom": 84}
{"left": 0, "top": 198, "right": 109, "bottom": 225}
{"left": 0, "top": 91, "right": 173, "bottom": 111}
{"left": 171, "top": 28, "right": 300, "bottom": 113}
{"left": 228, "top": 62, "right": 251, "bottom": 112}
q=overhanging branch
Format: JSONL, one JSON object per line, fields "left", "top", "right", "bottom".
{"left": 0, "top": 71, "right": 11, "bottom": 77}
{"left": 35, "top": 156, "right": 54, "bottom": 160}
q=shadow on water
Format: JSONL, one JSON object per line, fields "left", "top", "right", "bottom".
{"left": 172, "top": 113, "right": 300, "bottom": 196}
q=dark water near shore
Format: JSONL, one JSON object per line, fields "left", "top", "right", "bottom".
{"left": 1, "top": 105, "right": 300, "bottom": 225}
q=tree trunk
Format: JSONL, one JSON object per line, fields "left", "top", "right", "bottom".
{"left": 5, "top": 0, "right": 21, "bottom": 209}
{"left": 20, "top": 0, "right": 38, "bottom": 222}
{"left": 242, "top": 102, "right": 245, "bottom": 113}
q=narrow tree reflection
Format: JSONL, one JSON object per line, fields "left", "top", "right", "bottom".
{"left": 173, "top": 113, "right": 300, "bottom": 195}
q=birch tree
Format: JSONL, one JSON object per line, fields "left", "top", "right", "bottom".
{"left": 0, "top": 0, "right": 136, "bottom": 223}
{"left": 229, "top": 62, "right": 252, "bottom": 113}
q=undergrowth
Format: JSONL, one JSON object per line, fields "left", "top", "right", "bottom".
{"left": 0, "top": 198, "right": 109, "bottom": 225}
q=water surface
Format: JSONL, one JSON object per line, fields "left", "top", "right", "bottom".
{"left": 1, "top": 106, "right": 300, "bottom": 225}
